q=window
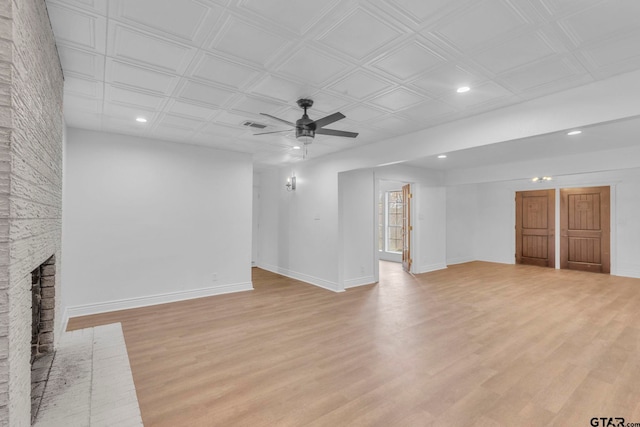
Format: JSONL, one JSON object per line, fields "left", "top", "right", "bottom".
{"left": 378, "top": 190, "right": 404, "bottom": 254}
{"left": 386, "top": 191, "right": 403, "bottom": 253}
{"left": 378, "top": 192, "right": 384, "bottom": 251}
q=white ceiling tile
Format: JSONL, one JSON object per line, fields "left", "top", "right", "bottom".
{"left": 537, "top": 0, "right": 603, "bottom": 17}
{"left": 47, "top": 0, "right": 107, "bottom": 14}
{"left": 231, "top": 96, "right": 286, "bottom": 116}
{"left": 157, "top": 114, "right": 204, "bottom": 130}
{"left": 276, "top": 47, "right": 350, "bottom": 86}
{"left": 166, "top": 100, "right": 218, "bottom": 120}
{"left": 109, "top": 23, "right": 196, "bottom": 73}
{"left": 64, "top": 75, "right": 100, "bottom": 97}
{"left": 439, "top": 81, "right": 513, "bottom": 109}
{"left": 212, "top": 16, "right": 291, "bottom": 65}
{"left": 190, "top": 53, "right": 261, "bottom": 89}
{"left": 340, "top": 104, "right": 388, "bottom": 122}
{"left": 369, "top": 88, "right": 425, "bottom": 111}
{"left": 389, "top": 0, "right": 460, "bottom": 22}
{"left": 215, "top": 110, "right": 262, "bottom": 127}
{"left": 319, "top": 7, "right": 403, "bottom": 60}
{"left": 329, "top": 70, "right": 392, "bottom": 100}
{"left": 558, "top": 1, "right": 640, "bottom": 46}
{"left": 106, "top": 60, "right": 178, "bottom": 94}
{"left": 251, "top": 75, "right": 314, "bottom": 103}
{"left": 238, "top": 0, "right": 338, "bottom": 35}
{"left": 399, "top": 99, "right": 457, "bottom": 122}
{"left": 56, "top": 45, "right": 104, "bottom": 79}
{"left": 63, "top": 93, "right": 101, "bottom": 113}
{"left": 200, "top": 123, "right": 248, "bottom": 138}
{"left": 106, "top": 85, "right": 165, "bottom": 109}
{"left": 431, "top": 0, "right": 529, "bottom": 51}
{"left": 102, "top": 102, "right": 155, "bottom": 120}
{"left": 411, "top": 64, "right": 483, "bottom": 96}
{"left": 47, "top": 3, "right": 106, "bottom": 53}
{"left": 470, "top": 31, "right": 558, "bottom": 74}
{"left": 177, "top": 80, "right": 236, "bottom": 107}
{"left": 372, "top": 41, "right": 445, "bottom": 80}
{"left": 499, "top": 56, "right": 584, "bottom": 92}
{"left": 111, "top": 0, "right": 221, "bottom": 42}
{"left": 306, "top": 92, "right": 352, "bottom": 116}
{"left": 580, "top": 31, "right": 640, "bottom": 76}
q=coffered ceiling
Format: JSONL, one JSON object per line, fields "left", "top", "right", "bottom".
{"left": 47, "top": 0, "right": 640, "bottom": 166}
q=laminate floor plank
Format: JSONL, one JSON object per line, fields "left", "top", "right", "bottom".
{"left": 67, "top": 262, "right": 640, "bottom": 426}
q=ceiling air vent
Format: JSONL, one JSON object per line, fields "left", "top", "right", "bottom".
{"left": 243, "top": 121, "right": 267, "bottom": 129}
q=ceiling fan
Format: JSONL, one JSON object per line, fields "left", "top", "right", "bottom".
{"left": 254, "top": 98, "right": 358, "bottom": 145}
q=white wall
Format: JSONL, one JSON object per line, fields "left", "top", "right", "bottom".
{"left": 446, "top": 184, "right": 477, "bottom": 265}
{"left": 256, "top": 163, "right": 341, "bottom": 291}
{"left": 339, "top": 169, "right": 376, "bottom": 289}
{"left": 62, "top": 129, "right": 254, "bottom": 320}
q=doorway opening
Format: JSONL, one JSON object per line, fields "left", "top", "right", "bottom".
{"left": 376, "top": 179, "right": 412, "bottom": 281}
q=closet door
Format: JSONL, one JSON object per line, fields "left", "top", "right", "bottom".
{"left": 560, "top": 187, "right": 610, "bottom": 273}
{"left": 515, "top": 189, "right": 555, "bottom": 268}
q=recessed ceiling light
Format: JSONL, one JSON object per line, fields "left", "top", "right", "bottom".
{"left": 437, "top": 154, "right": 447, "bottom": 159}
{"left": 292, "top": 145, "right": 301, "bottom": 150}
{"left": 136, "top": 117, "right": 147, "bottom": 123}
{"left": 456, "top": 86, "right": 470, "bottom": 93}
{"left": 567, "top": 130, "right": 581, "bottom": 135}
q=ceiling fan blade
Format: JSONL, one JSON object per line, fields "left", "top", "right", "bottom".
{"left": 253, "top": 129, "right": 291, "bottom": 135}
{"left": 260, "top": 113, "right": 295, "bottom": 127}
{"left": 311, "top": 112, "right": 345, "bottom": 129}
{"left": 316, "top": 128, "right": 358, "bottom": 138}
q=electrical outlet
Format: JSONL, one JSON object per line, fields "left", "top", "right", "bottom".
{"left": 212, "top": 273, "right": 218, "bottom": 281}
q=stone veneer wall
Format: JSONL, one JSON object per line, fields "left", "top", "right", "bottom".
{"left": 0, "top": 0, "right": 64, "bottom": 425}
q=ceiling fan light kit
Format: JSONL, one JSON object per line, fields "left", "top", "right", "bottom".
{"left": 255, "top": 98, "right": 358, "bottom": 149}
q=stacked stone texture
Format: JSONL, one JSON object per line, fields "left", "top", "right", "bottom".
{"left": 31, "top": 256, "right": 55, "bottom": 359}
{"left": 0, "top": 0, "right": 64, "bottom": 425}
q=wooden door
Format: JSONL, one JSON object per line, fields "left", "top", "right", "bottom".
{"left": 402, "top": 184, "right": 412, "bottom": 272}
{"left": 560, "top": 187, "right": 610, "bottom": 273}
{"left": 515, "top": 189, "right": 555, "bottom": 268}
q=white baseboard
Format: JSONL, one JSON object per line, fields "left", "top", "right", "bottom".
{"left": 446, "top": 257, "right": 476, "bottom": 266}
{"left": 62, "top": 281, "right": 253, "bottom": 327}
{"left": 344, "top": 276, "right": 376, "bottom": 289}
{"left": 416, "top": 263, "right": 447, "bottom": 274}
{"left": 257, "top": 262, "right": 342, "bottom": 292}
{"left": 614, "top": 264, "right": 640, "bottom": 279}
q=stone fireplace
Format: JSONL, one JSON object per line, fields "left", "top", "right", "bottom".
{"left": 0, "top": 0, "right": 64, "bottom": 425}
{"left": 31, "top": 256, "right": 56, "bottom": 361}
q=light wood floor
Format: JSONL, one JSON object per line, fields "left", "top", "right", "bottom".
{"left": 68, "top": 262, "right": 640, "bottom": 426}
